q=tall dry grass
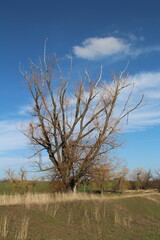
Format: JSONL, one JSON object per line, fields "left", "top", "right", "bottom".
{"left": 15, "top": 216, "right": 29, "bottom": 240}
{"left": 0, "top": 192, "right": 98, "bottom": 206}
{"left": 0, "top": 191, "right": 158, "bottom": 207}
{"left": 0, "top": 215, "right": 8, "bottom": 239}
{"left": 0, "top": 215, "right": 29, "bottom": 240}
{"left": 113, "top": 206, "right": 132, "bottom": 228}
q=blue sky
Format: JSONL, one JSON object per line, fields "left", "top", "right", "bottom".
{"left": 0, "top": 0, "right": 160, "bottom": 178}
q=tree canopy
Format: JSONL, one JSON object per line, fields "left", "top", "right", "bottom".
{"left": 20, "top": 54, "right": 143, "bottom": 192}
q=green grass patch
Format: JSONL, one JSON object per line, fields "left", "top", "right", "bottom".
{"left": 0, "top": 181, "right": 51, "bottom": 195}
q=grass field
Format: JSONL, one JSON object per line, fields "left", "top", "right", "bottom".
{"left": 0, "top": 181, "right": 111, "bottom": 195}
{"left": 0, "top": 181, "right": 51, "bottom": 195}
{"left": 0, "top": 192, "right": 160, "bottom": 240}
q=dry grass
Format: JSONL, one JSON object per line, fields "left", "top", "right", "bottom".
{"left": 143, "top": 194, "right": 160, "bottom": 203}
{"left": 15, "top": 216, "right": 29, "bottom": 240}
{"left": 113, "top": 206, "right": 132, "bottom": 228}
{"left": 0, "top": 192, "right": 160, "bottom": 240}
{"left": 0, "top": 190, "right": 158, "bottom": 240}
{"left": 0, "top": 215, "right": 29, "bottom": 240}
{"left": 0, "top": 215, "right": 9, "bottom": 239}
{"left": 0, "top": 191, "right": 158, "bottom": 207}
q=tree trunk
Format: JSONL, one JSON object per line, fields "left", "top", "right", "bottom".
{"left": 73, "top": 185, "right": 77, "bottom": 194}
{"left": 63, "top": 178, "right": 78, "bottom": 193}
{"left": 70, "top": 179, "right": 78, "bottom": 194}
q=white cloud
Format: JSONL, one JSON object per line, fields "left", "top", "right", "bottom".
{"left": 73, "top": 35, "right": 160, "bottom": 60}
{"left": 73, "top": 37, "right": 130, "bottom": 60}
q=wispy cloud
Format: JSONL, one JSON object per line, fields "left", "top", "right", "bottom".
{"left": 131, "top": 72, "right": 160, "bottom": 89}
{"left": 0, "top": 120, "right": 27, "bottom": 152}
{"left": 18, "top": 104, "right": 33, "bottom": 116}
{"left": 129, "top": 45, "right": 160, "bottom": 57}
{"left": 122, "top": 72, "right": 160, "bottom": 131}
{"left": 0, "top": 157, "right": 26, "bottom": 167}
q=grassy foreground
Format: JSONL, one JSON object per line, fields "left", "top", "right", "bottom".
{"left": 0, "top": 193, "right": 160, "bottom": 240}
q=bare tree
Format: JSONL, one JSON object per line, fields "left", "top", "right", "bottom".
{"left": 154, "top": 170, "right": 160, "bottom": 192}
{"left": 130, "top": 168, "right": 144, "bottom": 189}
{"left": 143, "top": 169, "right": 152, "bottom": 189}
{"left": 90, "top": 163, "right": 112, "bottom": 194}
{"left": 90, "top": 157, "right": 127, "bottom": 193}
{"left": 130, "top": 168, "right": 152, "bottom": 190}
{"left": 4, "top": 168, "right": 37, "bottom": 193}
{"left": 20, "top": 53, "right": 143, "bottom": 192}
{"left": 5, "top": 168, "right": 17, "bottom": 183}
{"left": 115, "top": 166, "right": 129, "bottom": 192}
{"left": 19, "top": 168, "right": 27, "bottom": 181}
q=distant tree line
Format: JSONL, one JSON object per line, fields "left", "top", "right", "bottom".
{"left": 1, "top": 167, "right": 160, "bottom": 194}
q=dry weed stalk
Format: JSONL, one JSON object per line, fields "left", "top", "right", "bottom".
{"left": 81, "top": 215, "right": 90, "bottom": 231}
{"left": 53, "top": 204, "right": 60, "bottom": 217}
{"left": 114, "top": 207, "right": 132, "bottom": 228}
{"left": 103, "top": 205, "right": 106, "bottom": 218}
{"left": 67, "top": 211, "right": 73, "bottom": 225}
{"left": 114, "top": 210, "right": 121, "bottom": 225}
{"left": 15, "top": 216, "right": 29, "bottom": 240}
{"left": 0, "top": 216, "right": 8, "bottom": 239}
{"left": 97, "top": 227, "right": 103, "bottom": 240}
{"left": 84, "top": 208, "right": 90, "bottom": 226}
{"left": 94, "top": 206, "right": 100, "bottom": 222}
